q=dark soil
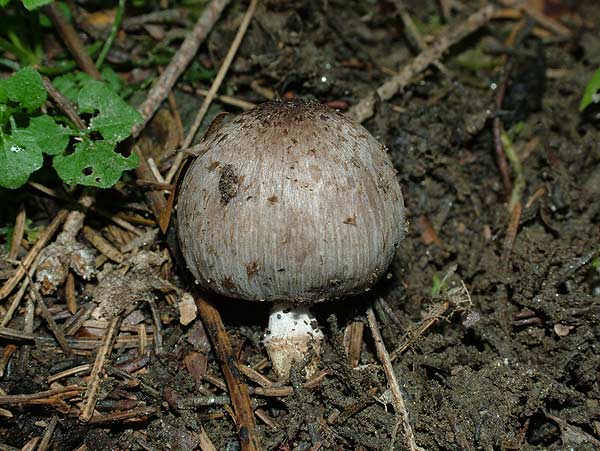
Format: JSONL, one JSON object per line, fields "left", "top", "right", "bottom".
{"left": 1, "top": 1, "right": 600, "bottom": 450}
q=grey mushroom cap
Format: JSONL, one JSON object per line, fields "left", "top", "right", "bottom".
{"left": 177, "top": 98, "right": 405, "bottom": 304}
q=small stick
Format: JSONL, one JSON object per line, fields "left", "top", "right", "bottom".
{"left": 501, "top": 129, "right": 525, "bottom": 212}
{"left": 16, "top": 297, "right": 35, "bottom": 372}
{"left": 8, "top": 205, "right": 26, "bottom": 260}
{"left": 390, "top": 300, "right": 451, "bottom": 361}
{"left": 203, "top": 373, "right": 228, "bottom": 391}
{"left": 522, "top": 5, "right": 571, "bottom": 36}
{"left": 198, "top": 426, "right": 218, "bottom": 451}
{"left": 255, "top": 408, "right": 278, "bottom": 429}
{"left": 65, "top": 272, "right": 77, "bottom": 314}
{"left": 48, "top": 364, "right": 92, "bottom": 383}
{"left": 194, "top": 292, "right": 260, "bottom": 451}
{"left": 147, "top": 299, "right": 163, "bottom": 355}
{"left": 366, "top": 306, "right": 424, "bottom": 451}
{"left": 501, "top": 202, "right": 522, "bottom": 269}
{"left": 82, "top": 226, "right": 125, "bottom": 264}
{"left": 138, "top": 323, "right": 147, "bottom": 355}
{"left": 344, "top": 321, "right": 364, "bottom": 368}
{"left": 438, "top": 0, "right": 451, "bottom": 21}
{"left": 133, "top": 145, "right": 168, "bottom": 222}
{"left": 123, "top": 10, "right": 187, "bottom": 30}
{"left": 0, "top": 210, "right": 68, "bottom": 301}
{"left": 106, "top": 365, "right": 161, "bottom": 399}
{"left": 94, "top": 210, "right": 140, "bottom": 235}
{"left": 42, "top": 77, "right": 86, "bottom": 129}
{"left": 238, "top": 363, "right": 275, "bottom": 388}
{"left": 252, "top": 370, "right": 329, "bottom": 397}
{"left": 37, "top": 415, "right": 59, "bottom": 451}
{"left": 0, "top": 327, "right": 35, "bottom": 342}
{"left": 0, "top": 385, "right": 84, "bottom": 405}
{"left": 88, "top": 406, "right": 157, "bottom": 424}
{"left": 193, "top": 86, "right": 256, "bottom": 111}
{"left": 28, "top": 279, "right": 73, "bottom": 355}
{"left": 252, "top": 386, "right": 293, "bottom": 397}
{"left": 64, "top": 303, "right": 96, "bottom": 336}
{"left": 114, "top": 213, "right": 156, "bottom": 228}
{"left": 27, "top": 183, "right": 137, "bottom": 235}
{"left": 43, "top": 3, "right": 101, "bottom": 79}
{"left": 164, "top": 0, "right": 259, "bottom": 184}
{"left": 394, "top": 0, "right": 447, "bottom": 73}
{"left": 0, "top": 257, "right": 41, "bottom": 327}
{"left": 349, "top": 4, "right": 495, "bottom": 123}
{"left": 377, "top": 298, "right": 403, "bottom": 329}
{"left": 20, "top": 437, "right": 40, "bottom": 451}
{"left": 80, "top": 315, "right": 122, "bottom": 422}
{"left": 147, "top": 158, "right": 166, "bottom": 183}
{"left": 133, "top": 0, "right": 231, "bottom": 137}
{"left": 134, "top": 180, "right": 175, "bottom": 191}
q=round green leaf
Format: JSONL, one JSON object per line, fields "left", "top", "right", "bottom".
{"left": 53, "top": 140, "right": 139, "bottom": 188}
{"left": 0, "top": 131, "right": 44, "bottom": 189}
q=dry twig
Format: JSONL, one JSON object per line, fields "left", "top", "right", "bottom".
{"left": 8, "top": 205, "right": 25, "bottom": 260}
{"left": 0, "top": 210, "right": 68, "bottom": 301}
{"left": 366, "top": 306, "right": 424, "bottom": 451}
{"left": 43, "top": 3, "right": 101, "bottom": 79}
{"left": 343, "top": 321, "right": 364, "bottom": 368}
{"left": 349, "top": 4, "right": 495, "bottom": 123}
{"left": 0, "top": 257, "right": 40, "bottom": 327}
{"left": 133, "top": 0, "right": 231, "bottom": 137}
{"left": 501, "top": 202, "right": 522, "bottom": 269}
{"left": 194, "top": 292, "right": 260, "bottom": 451}
{"left": 0, "top": 385, "right": 84, "bottom": 406}
{"left": 42, "top": 76, "right": 86, "bottom": 129}
{"left": 80, "top": 315, "right": 122, "bottom": 422}
{"left": 82, "top": 226, "right": 125, "bottom": 264}
{"left": 37, "top": 415, "right": 59, "bottom": 451}
{"left": 28, "top": 276, "right": 73, "bottom": 355}
{"left": 165, "top": 0, "right": 259, "bottom": 184}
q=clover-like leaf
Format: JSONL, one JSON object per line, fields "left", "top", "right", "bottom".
{"left": 0, "top": 114, "right": 70, "bottom": 188}
{"left": 0, "top": 131, "right": 44, "bottom": 189}
{"left": 22, "top": 0, "right": 53, "bottom": 10}
{"left": 580, "top": 67, "right": 600, "bottom": 112}
{"left": 52, "top": 72, "right": 91, "bottom": 104}
{"left": 78, "top": 79, "right": 142, "bottom": 143}
{"left": 26, "top": 115, "right": 71, "bottom": 155}
{"left": 53, "top": 139, "right": 139, "bottom": 188}
{"left": 0, "top": 66, "right": 47, "bottom": 111}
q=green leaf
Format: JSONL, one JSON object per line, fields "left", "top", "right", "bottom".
{"left": 78, "top": 79, "right": 142, "bottom": 143}
{"left": 0, "top": 66, "right": 47, "bottom": 111}
{"left": 100, "top": 66, "right": 123, "bottom": 94}
{"left": 0, "top": 0, "right": 12, "bottom": 7}
{"left": 26, "top": 115, "right": 71, "bottom": 155}
{"left": 52, "top": 72, "right": 90, "bottom": 103}
{"left": 0, "top": 130, "right": 44, "bottom": 189}
{"left": 0, "top": 114, "right": 69, "bottom": 188}
{"left": 53, "top": 139, "right": 138, "bottom": 188}
{"left": 580, "top": 67, "right": 600, "bottom": 112}
{"left": 22, "top": 0, "right": 53, "bottom": 10}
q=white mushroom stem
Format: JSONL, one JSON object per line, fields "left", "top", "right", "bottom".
{"left": 264, "top": 302, "right": 324, "bottom": 381}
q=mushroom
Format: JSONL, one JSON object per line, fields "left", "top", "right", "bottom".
{"left": 177, "top": 98, "right": 405, "bottom": 380}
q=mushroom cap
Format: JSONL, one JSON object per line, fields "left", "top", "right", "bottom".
{"left": 177, "top": 98, "right": 405, "bottom": 303}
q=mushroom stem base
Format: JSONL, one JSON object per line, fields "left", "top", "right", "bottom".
{"left": 264, "top": 302, "right": 324, "bottom": 381}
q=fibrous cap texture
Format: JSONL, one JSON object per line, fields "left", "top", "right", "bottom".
{"left": 177, "top": 98, "right": 405, "bottom": 303}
